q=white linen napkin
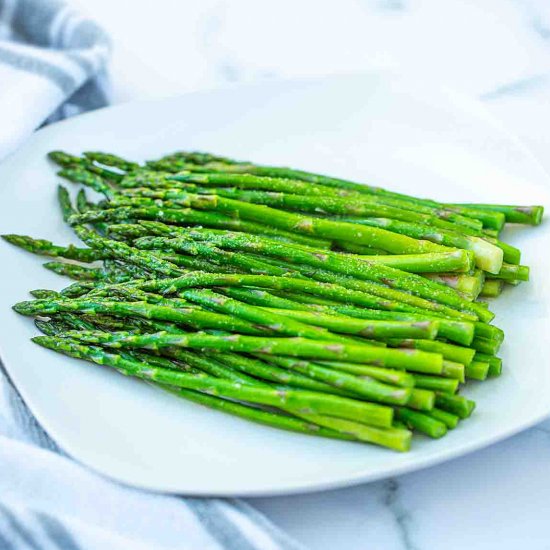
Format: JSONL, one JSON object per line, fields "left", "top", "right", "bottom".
{"left": 0, "top": 2, "right": 304, "bottom": 548}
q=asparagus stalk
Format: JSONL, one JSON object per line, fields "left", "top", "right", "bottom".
{"left": 133, "top": 231, "right": 492, "bottom": 320}
{"left": 149, "top": 152, "right": 508, "bottom": 229}
{"left": 355, "top": 251, "right": 474, "bottom": 274}
{"left": 491, "top": 263, "right": 529, "bottom": 282}
{"left": 333, "top": 216, "right": 514, "bottom": 268}
{"left": 136, "top": 272, "right": 482, "bottom": 322}
{"left": 246, "top": 293, "right": 474, "bottom": 346}
{"left": 179, "top": 288, "right": 354, "bottom": 342}
{"left": 13, "top": 298, "right": 274, "bottom": 336}
{"left": 465, "top": 360, "right": 490, "bottom": 381}
{"left": 57, "top": 185, "right": 77, "bottom": 223}
{"left": 200, "top": 187, "right": 486, "bottom": 232}
{"left": 479, "top": 279, "right": 504, "bottom": 298}
{"left": 31, "top": 335, "right": 396, "bottom": 430}
{"left": 49, "top": 151, "right": 123, "bottom": 182}
{"left": 258, "top": 307, "right": 439, "bottom": 340}
{"left": 211, "top": 352, "right": 347, "bottom": 394}
{"left": 72, "top": 225, "right": 183, "bottom": 277}
{"left": 168, "top": 173, "right": 483, "bottom": 230}
{"left": 387, "top": 339, "right": 476, "bottom": 366}
{"left": 55, "top": 329, "right": 444, "bottom": 373}
{"left": 395, "top": 408, "right": 447, "bottom": 439}
{"left": 428, "top": 408, "right": 460, "bottom": 429}
{"left": 2, "top": 234, "right": 103, "bottom": 262}
{"left": 161, "top": 348, "right": 260, "bottom": 384}
{"left": 421, "top": 270, "right": 485, "bottom": 301}
{"left": 43, "top": 262, "right": 104, "bottom": 281}
{"left": 83, "top": 151, "right": 141, "bottom": 172}
{"left": 471, "top": 337, "right": 501, "bottom": 355}
{"left": 435, "top": 393, "right": 475, "bottom": 419}
{"left": 58, "top": 167, "right": 114, "bottom": 198}
{"left": 405, "top": 388, "right": 435, "bottom": 412}
{"left": 70, "top": 205, "right": 332, "bottom": 249}
{"left": 411, "top": 375, "right": 459, "bottom": 394}
{"left": 254, "top": 355, "right": 412, "bottom": 405}
{"left": 451, "top": 204, "right": 544, "bottom": 225}
{"left": 475, "top": 353, "right": 503, "bottom": 377}
{"left": 311, "top": 360, "right": 414, "bottom": 388}
{"left": 441, "top": 361, "right": 466, "bottom": 382}
{"left": 162, "top": 386, "right": 365, "bottom": 442}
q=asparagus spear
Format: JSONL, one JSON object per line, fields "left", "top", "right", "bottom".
{"left": 83, "top": 151, "right": 140, "bottom": 172}
{"left": 57, "top": 185, "right": 77, "bottom": 222}
{"left": 2, "top": 234, "right": 103, "bottom": 262}
{"left": 410, "top": 375, "right": 459, "bottom": 394}
{"left": 465, "top": 360, "right": 490, "bottom": 381}
{"left": 148, "top": 152, "right": 506, "bottom": 229}
{"left": 332, "top": 216, "right": 516, "bottom": 267}
{"left": 212, "top": 352, "right": 346, "bottom": 394}
{"left": 421, "top": 270, "right": 485, "bottom": 301}
{"left": 43, "top": 262, "right": 104, "bottom": 281}
{"left": 451, "top": 204, "right": 544, "bottom": 225}
{"left": 427, "top": 408, "right": 460, "bottom": 429}
{"left": 133, "top": 231, "right": 492, "bottom": 320}
{"left": 479, "top": 279, "right": 504, "bottom": 298}
{"left": 491, "top": 263, "right": 529, "bottom": 282}
{"left": 309, "top": 360, "right": 414, "bottom": 387}
{"left": 136, "top": 272, "right": 481, "bottom": 322}
{"left": 250, "top": 256, "right": 480, "bottom": 321}
{"left": 58, "top": 167, "right": 114, "bottom": 198}
{"left": 158, "top": 354, "right": 413, "bottom": 448}
{"left": 180, "top": 288, "right": 355, "bottom": 342}
{"left": 162, "top": 386, "right": 364, "bottom": 442}
{"left": 387, "top": 339, "right": 476, "bottom": 366}
{"left": 471, "top": 336, "right": 501, "bottom": 355}
{"left": 116, "top": 191, "right": 473, "bottom": 258}
{"left": 13, "top": 297, "right": 275, "bottom": 336}
{"left": 70, "top": 205, "right": 333, "bottom": 249}
{"left": 475, "top": 353, "right": 502, "bottom": 377}
{"left": 55, "top": 329, "right": 444, "bottom": 373}
{"left": 435, "top": 393, "right": 475, "bottom": 418}
{"left": 257, "top": 307, "right": 439, "bottom": 340}
{"left": 31, "top": 335, "right": 398, "bottom": 431}
{"left": 72, "top": 225, "right": 183, "bottom": 277}
{"left": 192, "top": 187, "right": 485, "bottom": 232}
{"left": 358, "top": 251, "right": 476, "bottom": 273}
{"left": 395, "top": 408, "right": 447, "bottom": 438}
{"left": 169, "top": 173, "right": 483, "bottom": 230}
{"left": 223, "top": 288, "right": 475, "bottom": 346}
{"left": 250, "top": 354, "right": 411, "bottom": 405}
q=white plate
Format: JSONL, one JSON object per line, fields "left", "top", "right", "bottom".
{"left": 1, "top": 73, "right": 549, "bottom": 496}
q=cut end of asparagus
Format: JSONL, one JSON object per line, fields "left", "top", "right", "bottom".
{"left": 518, "top": 205, "right": 544, "bottom": 226}
{"left": 467, "top": 237, "right": 504, "bottom": 274}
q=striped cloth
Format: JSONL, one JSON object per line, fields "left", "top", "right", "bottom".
{"left": 0, "top": 2, "right": 303, "bottom": 549}
{"left": 0, "top": 0, "right": 110, "bottom": 157}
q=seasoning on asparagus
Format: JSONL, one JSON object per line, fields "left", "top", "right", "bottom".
{"left": 3, "top": 148, "right": 543, "bottom": 452}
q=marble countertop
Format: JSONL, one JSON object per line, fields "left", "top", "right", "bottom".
{"left": 72, "top": 1, "right": 550, "bottom": 548}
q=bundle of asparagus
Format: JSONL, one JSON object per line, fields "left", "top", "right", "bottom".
{"left": 3, "top": 150, "right": 543, "bottom": 452}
